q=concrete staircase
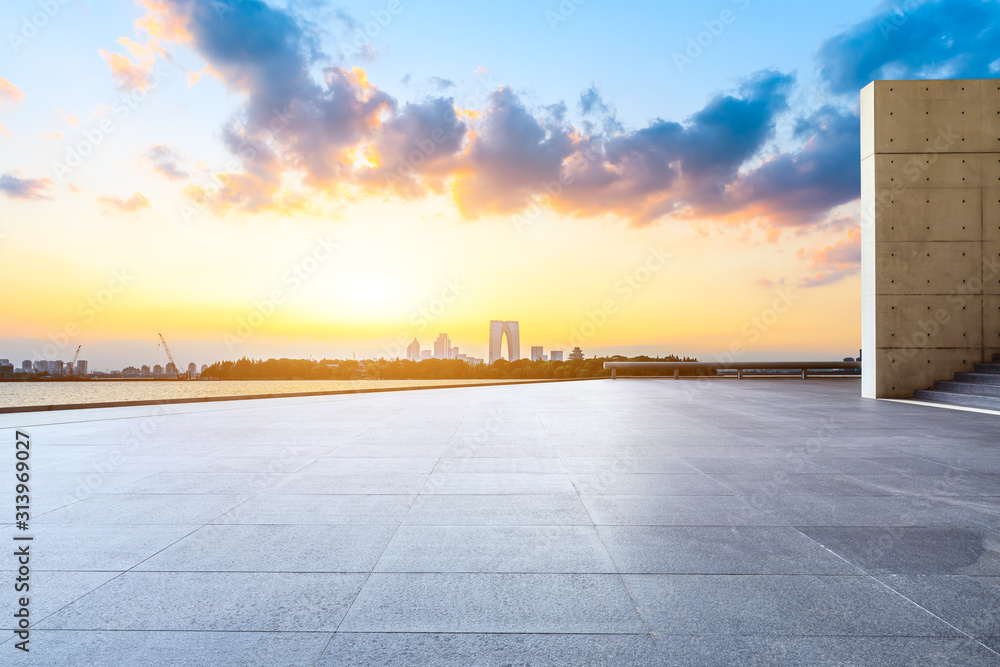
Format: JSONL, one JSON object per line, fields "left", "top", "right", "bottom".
{"left": 913, "top": 354, "right": 1000, "bottom": 411}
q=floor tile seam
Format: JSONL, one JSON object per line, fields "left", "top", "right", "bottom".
{"left": 8, "top": 628, "right": 1000, "bottom": 638}
{"left": 553, "top": 441, "right": 659, "bottom": 646}
{"left": 792, "top": 527, "right": 998, "bottom": 654}
{"left": 334, "top": 427, "right": 459, "bottom": 636}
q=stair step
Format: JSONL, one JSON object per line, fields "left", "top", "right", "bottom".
{"left": 972, "top": 364, "right": 1000, "bottom": 374}
{"left": 933, "top": 381, "right": 1000, "bottom": 397}
{"left": 912, "top": 389, "right": 1000, "bottom": 411}
{"left": 954, "top": 372, "right": 1000, "bottom": 385}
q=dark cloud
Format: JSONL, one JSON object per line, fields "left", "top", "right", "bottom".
{"left": 549, "top": 71, "right": 795, "bottom": 224}
{"left": 817, "top": 0, "right": 1000, "bottom": 95}
{"left": 155, "top": 2, "right": 856, "bottom": 240}
{"left": 455, "top": 86, "right": 575, "bottom": 216}
{"left": 359, "top": 96, "right": 467, "bottom": 197}
{"left": 0, "top": 172, "right": 53, "bottom": 200}
{"left": 578, "top": 84, "right": 622, "bottom": 135}
{"left": 718, "top": 104, "right": 861, "bottom": 226}
{"left": 146, "top": 144, "right": 188, "bottom": 180}
{"left": 165, "top": 0, "right": 394, "bottom": 206}
{"left": 428, "top": 76, "right": 455, "bottom": 91}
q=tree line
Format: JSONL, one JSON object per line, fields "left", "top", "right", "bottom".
{"left": 199, "top": 354, "right": 702, "bottom": 380}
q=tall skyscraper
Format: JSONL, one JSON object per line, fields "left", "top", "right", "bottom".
{"left": 187, "top": 362, "right": 197, "bottom": 377}
{"left": 21, "top": 361, "right": 32, "bottom": 372}
{"left": 407, "top": 338, "right": 421, "bottom": 361}
{"left": 434, "top": 333, "right": 452, "bottom": 360}
{"left": 75, "top": 360, "right": 88, "bottom": 376}
{"left": 153, "top": 364, "right": 164, "bottom": 376}
{"left": 489, "top": 320, "right": 520, "bottom": 363}
{"left": 531, "top": 346, "right": 544, "bottom": 361}
{"left": 450, "top": 346, "right": 459, "bottom": 359}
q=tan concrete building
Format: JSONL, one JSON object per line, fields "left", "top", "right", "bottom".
{"left": 861, "top": 79, "right": 1000, "bottom": 398}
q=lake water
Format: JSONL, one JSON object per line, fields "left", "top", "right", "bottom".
{"left": 0, "top": 379, "right": 531, "bottom": 409}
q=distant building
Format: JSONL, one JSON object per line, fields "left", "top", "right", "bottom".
{"left": 188, "top": 362, "right": 197, "bottom": 377}
{"left": 420, "top": 350, "right": 432, "bottom": 360}
{"left": 33, "top": 360, "right": 46, "bottom": 374}
{"left": 0, "top": 359, "right": 8, "bottom": 366}
{"left": 141, "top": 365, "right": 151, "bottom": 375}
{"left": 550, "top": 351, "right": 563, "bottom": 361}
{"left": 123, "top": 366, "right": 140, "bottom": 377}
{"left": 568, "top": 347, "right": 584, "bottom": 360}
{"left": 48, "top": 360, "right": 63, "bottom": 375}
{"left": 201, "top": 364, "right": 208, "bottom": 373}
{"left": 531, "top": 346, "right": 544, "bottom": 362}
{"left": 75, "top": 360, "right": 88, "bottom": 376}
{"left": 165, "top": 362, "right": 177, "bottom": 375}
{"left": 407, "top": 338, "right": 420, "bottom": 361}
{"left": 434, "top": 333, "right": 452, "bottom": 360}
{"left": 456, "top": 353, "right": 467, "bottom": 362}
{"left": 0, "top": 361, "right": 13, "bottom": 375}
{"left": 21, "top": 361, "right": 32, "bottom": 372}
{"left": 489, "top": 320, "right": 520, "bottom": 363}
{"left": 153, "top": 364, "right": 164, "bottom": 376}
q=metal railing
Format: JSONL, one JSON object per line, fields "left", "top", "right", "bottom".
{"left": 603, "top": 361, "right": 861, "bottom": 380}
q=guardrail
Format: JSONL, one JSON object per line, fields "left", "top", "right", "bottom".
{"left": 603, "top": 361, "right": 861, "bottom": 380}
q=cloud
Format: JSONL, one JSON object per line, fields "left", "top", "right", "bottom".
{"left": 0, "top": 78, "right": 25, "bottom": 108}
{"left": 0, "top": 172, "right": 53, "bottom": 200}
{"left": 578, "top": 85, "right": 622, "bottom": 135}
{"left": 357, "top": 96, "right": 467, "bottom": 197}
{"left": 429, "top": 76, "right": 455, "bottom": 91}
{"left": 146, "top": 143, "right": 188, "bottom": 180}
{"left": 547, "top": 70, "right": 795, "bottom": 225}
{"left": 797, "top": 227, "right": 861, "bottom": 287}
{"left": 453, "top": 86, "right": 576, "bottom": 217}
{"left": 716, "top": 104, "right": 861, "bottom": 227}
{"left": 817, "top": 0, "right": 1000, "bottom": 94}
{"left": 99, "top": 37, "right": 160, "bottom": 92}
{"left": 99, "top": 192, "right": 151, "bottom": 213}
{"left": 138, "top": 1, "right": 857, "bottom": 231}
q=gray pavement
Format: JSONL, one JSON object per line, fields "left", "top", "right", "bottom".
{"left": 1, "top": 378, "right": 999, "bottom": 665}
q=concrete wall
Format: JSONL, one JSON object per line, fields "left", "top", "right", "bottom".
{"left": 861, "top": 79, "right": 1000, "bottom": 398}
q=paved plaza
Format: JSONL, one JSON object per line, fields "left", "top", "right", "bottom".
{"left": 1, "top": 378, "right": 999, "bottom": 665}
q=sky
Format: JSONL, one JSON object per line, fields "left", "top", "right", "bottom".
{"left": 1, "top": 0, "right": 999, "bottom": 371}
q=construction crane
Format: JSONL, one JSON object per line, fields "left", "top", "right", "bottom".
{"left": 67, "top": 345, "right": 82, "bottom": 376}
{"left": 157, "top": 333, "right": 185, "bottom": 379}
